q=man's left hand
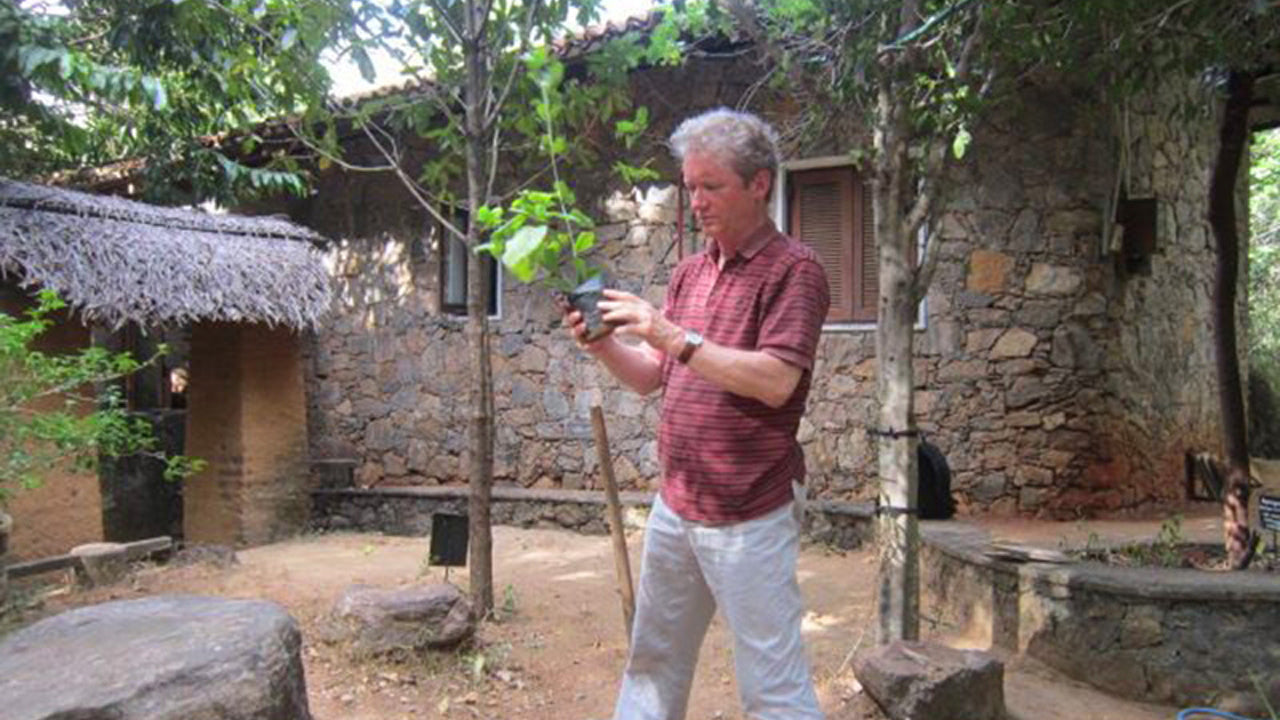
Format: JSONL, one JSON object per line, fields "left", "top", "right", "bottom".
{"left": 597, "top": 289, "right": 682, "bottom": 355}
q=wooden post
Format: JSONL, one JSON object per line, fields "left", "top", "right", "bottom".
{"left": 590, "top": 405, "right": 636, "bottom": 642}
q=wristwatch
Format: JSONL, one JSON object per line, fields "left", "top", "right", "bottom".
{"left": 676, "top": 329, "right": 703, "bottom": 364}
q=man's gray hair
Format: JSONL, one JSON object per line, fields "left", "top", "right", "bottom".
{"left": 669, "top": 108, "right": 780, "bottom": 185}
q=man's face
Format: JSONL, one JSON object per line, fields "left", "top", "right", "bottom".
{"left": 682, "top": 151, "right": 770, "bottom": 247}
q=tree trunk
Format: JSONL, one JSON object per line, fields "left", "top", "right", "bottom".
{"left": 1209, "top": 70, "right": 1256, "bottom": 571}
{"left": 463, "top": 0, "right": 495, "bottom": 613}
{"left": 872, "top": 29, "right": 920, "bottom": 643}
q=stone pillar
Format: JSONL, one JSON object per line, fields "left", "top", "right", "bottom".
{"left": 184, "top": 322, "right": 309, "bottom": 546}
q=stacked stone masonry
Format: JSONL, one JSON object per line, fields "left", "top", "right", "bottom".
{"left": 920, "top": 524, "right": 1280, "bottom": 714}
{"left": 295, "top": 56, "right": 1236, "bottom": 519}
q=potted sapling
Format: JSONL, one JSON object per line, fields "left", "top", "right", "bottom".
{"left": 475, "top": 184, "right": 612, "bottom": 341}
{"left": 474, "top": 49, "right": 612, "bottom": 342}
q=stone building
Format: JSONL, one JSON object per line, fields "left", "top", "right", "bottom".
{"left": 288, "top": 27, "right": 1245, "bottom": 519}
{"left": 0, "top": 178, "right": 331, "bottom": 558}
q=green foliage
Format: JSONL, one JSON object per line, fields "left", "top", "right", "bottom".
{"left": 613, "top": 107, "right": 661, "bottom": 185}
{"left": 1251, "top": 129, "right": 1280, "bottom": 381}
{"left": 0, "top": 0, "right": 356, "bottom": 205}
{"left": 0, "top": 290, "right": 203, "bottom": 506}
{"left": 475, "top": 53, "right": 601, "bottom": 294}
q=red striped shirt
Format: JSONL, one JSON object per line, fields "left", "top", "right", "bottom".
{"left": 658, "top": 223, "right": 831, "bottom": 524}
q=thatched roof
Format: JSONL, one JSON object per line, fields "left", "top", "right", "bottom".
{"left": 0, "top": 178, "right": 331, "bottom": 329}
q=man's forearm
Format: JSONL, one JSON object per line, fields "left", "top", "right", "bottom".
{"left": 681, "top": 340, "right": 801, "bottom": 409}
{"left": 587, "top": 336, "right": 665, "bottom": 395}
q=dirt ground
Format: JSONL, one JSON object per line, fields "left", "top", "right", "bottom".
{"left": 5, "top": 523, "right": 1185, "bottom": 720}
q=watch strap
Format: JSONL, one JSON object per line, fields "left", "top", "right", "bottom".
{"left": 676, "top": 330, "right": 702, "bottom": 364}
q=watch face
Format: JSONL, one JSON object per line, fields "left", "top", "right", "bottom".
{"left": 686, "top": 330, "right": 704, "bottom": 346}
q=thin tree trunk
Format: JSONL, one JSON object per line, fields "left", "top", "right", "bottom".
{"left": 1209, "top": 70, "right": 1256, "bottom": 571}
{"left": 873, "top": 16, "right": 920, "bottom": 641}
{"left": 463, "top": 0, "right": 495, "bottom": 613}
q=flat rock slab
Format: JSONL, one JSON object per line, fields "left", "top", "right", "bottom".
{"left": 855, "top": 640, "right": 1005, "bottom": 720}
{"left": 0, "top": 594, "right": 311, "bottom": 720}
{"left": 327, "top": 582, "right": 474, "bottom": 656}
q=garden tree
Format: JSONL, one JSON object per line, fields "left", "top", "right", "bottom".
{"left": 731, "top": 0, "right": 1015, "bottom": 643}
{"left": 305, "top": 0, "right": 702, "bottom": 613}
{"left": 0, "top": 0, "right": 356, "bottom": 204}
{"left": 734, "top": 0, "right": 1279, "bottom": 640}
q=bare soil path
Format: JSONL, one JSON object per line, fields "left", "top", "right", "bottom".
{"left": 9, "top": 525, "right": 1182, "bottom": 720}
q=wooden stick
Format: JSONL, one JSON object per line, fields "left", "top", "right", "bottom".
{"left": 590, "top": 404, "right": 636, "bottom": 642}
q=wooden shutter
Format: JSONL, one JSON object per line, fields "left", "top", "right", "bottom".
{"left": 789, "top": 168, "right": 855, "bottom": 322}
{"left": 853, "top": 179, "right": 878, "bottom": 322}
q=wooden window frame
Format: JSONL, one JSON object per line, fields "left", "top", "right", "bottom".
{"left": 431, "top": 214, "right": 500, "bottom": 319}
{"left": 775, "top": 158, "right": 926, "bottom": 330}
{"left": 784, "top": 164, "right": 876, "bottom": 323}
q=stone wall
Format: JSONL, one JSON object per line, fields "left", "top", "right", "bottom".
{"left": 309, "top": 486, "right": 874, "bottom": 550}
{"left": 295, "top": 59, "right": 1233, "bottom": 518}
{"left": 921, "top": 523, "right": 1280, "bottom": 714}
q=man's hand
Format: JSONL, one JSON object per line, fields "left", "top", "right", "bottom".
{"left": 597, "top": 289, "right": 682, "bottom": 355}
{"left": 559, "top": 300, "right": 608, "bottom": 354}
{"left": 560, "top": 293, "right": 665, "bottom": 395}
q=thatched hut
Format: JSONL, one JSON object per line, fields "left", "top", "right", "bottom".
{"left": 0, "top": 177, "right": 331, "bottom": 557}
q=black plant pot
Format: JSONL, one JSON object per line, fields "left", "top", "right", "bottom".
{"left": 566, "top": 275, "right": 615, "bottom": 343}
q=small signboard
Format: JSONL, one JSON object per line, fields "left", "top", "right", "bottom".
{"left": 1260, "top": 495, "right": 1280, "bottom": 532}
{"left": 429, "top": 513, "right": 469, "bottom": 567}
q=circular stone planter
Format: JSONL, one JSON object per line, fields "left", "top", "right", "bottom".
{"left": 921, "top": 523, "right": 1280, "bottom": 715}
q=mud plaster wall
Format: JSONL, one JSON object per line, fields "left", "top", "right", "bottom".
{"left": 297, "top": 62, "right": 1236, "bottom": 518}
{"left": 1, "top": 285, "right": 104, "bottom": 560}
{"left": 184, "top": 322, "right": 309, "bottom": 545}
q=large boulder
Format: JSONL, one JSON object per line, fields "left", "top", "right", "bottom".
{"left": 327, "top": 582, "right": 475, "bottom": 656}
{"left": 0, "top": 595, "right": 311, "bottom": 720}
{"left": 854, "top": 640, "right": 1005, "bottom": 720}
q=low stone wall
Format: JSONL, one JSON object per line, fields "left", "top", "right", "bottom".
{"left": 921, "top": 524, "right": 1280, "bottom": 714}
{"left": 310, "top": 487, "right": 875, "bottom": 550}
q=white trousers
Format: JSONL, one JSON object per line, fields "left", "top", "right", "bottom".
{"left": 612, "top": 492, "right": 824, "bottom": 720}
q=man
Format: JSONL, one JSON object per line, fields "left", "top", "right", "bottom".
{"left": 565, "top": 108, "right": 830, "bottom": 720}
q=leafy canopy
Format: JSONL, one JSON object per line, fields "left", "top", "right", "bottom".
{"left": 0, "top": 0, "right": 358, "bottom": 204}
{"left": 1251, "top": 128, "right": 1280, "bottom": 380}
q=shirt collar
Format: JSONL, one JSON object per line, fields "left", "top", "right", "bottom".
{"left": 707, "top": 220, "right": 780, "bottom": 266}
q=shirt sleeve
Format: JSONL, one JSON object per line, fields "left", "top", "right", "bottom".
{"left": 757, "top": 257, "right": 830, "bottom": 371}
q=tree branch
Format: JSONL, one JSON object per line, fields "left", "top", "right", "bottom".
{"left": 425, "top": 0, "right": 466, "bottom": 46}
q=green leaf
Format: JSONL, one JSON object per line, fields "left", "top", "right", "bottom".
{"left": 952, "top": 127, "right": 971, "bottom": 160}
{"left": 352, "top": 46, "right": 375, "bottom": 83}
{"left": 501, "top": 225, "right": 549, "bottom": 283}
{"left": 573, "top": 231, "right": 595, "bottom": 253}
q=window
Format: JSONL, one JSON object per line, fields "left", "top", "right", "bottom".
{"left": 785, "top": 165, "right": 877, "bottom": 323}
{"left": 432, "top": 212, "right": 499, "bottom": 318}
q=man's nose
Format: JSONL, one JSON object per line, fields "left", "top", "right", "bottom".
{"left": 689, "top": 188, "right": 708, "bottom": 210}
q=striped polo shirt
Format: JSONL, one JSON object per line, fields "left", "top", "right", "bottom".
{"left": 658, "top": 221, "right": 831, "bottom": 524}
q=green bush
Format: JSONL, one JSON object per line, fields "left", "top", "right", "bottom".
{"left": 0, "top": 290, "right": 201, "bottom": 507}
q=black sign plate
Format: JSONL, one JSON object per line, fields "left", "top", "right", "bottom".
{"left": 1259, "top": 495, "right": 1280, "bottom": 532}
{"left": 429, "top": 513, "right": 469, "bottom": 567}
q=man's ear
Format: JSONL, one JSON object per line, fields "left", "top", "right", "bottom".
{"left": 750, "top": 168, "right": 772, "bottom": 199}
